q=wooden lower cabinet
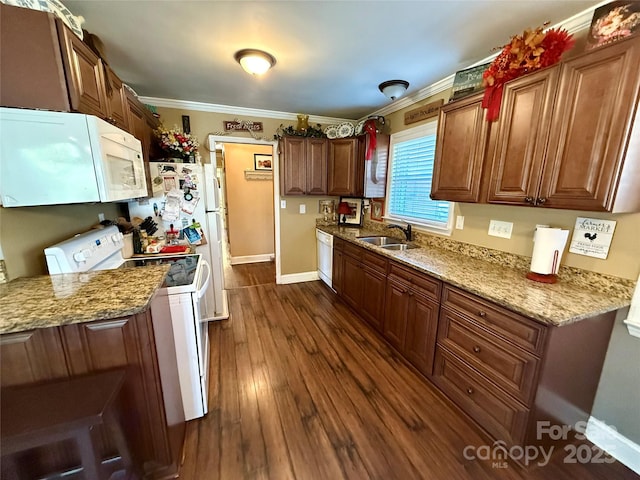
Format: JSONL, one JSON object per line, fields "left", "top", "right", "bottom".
{"left": 330, "top": 237, "right": 618, "bottom": 458}
{"left": 383, "top": 262, "right": 441, "bottom": 377}
{"left": 0, "top": 294, "right": 184, "bottom": 479}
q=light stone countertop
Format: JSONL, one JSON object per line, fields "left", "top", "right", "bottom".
{"left": 0, "top": 266, "right": 169, "bottom": 335}
{"left": 319, "top": 225, "right": 632, "bottom": 327}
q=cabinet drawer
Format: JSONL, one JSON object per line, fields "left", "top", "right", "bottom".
{"left": 389, "top": 262, "right": 441, "bottom": 300}
{"left": 438, "top": 308, "right": 539, "bottom": 404}
{"left": 442, "top": 286, "right": 546, "bottom": 354}
{"left": 362, "top": 249, "right": 387, "bottom": 274}
{"left": 433, "top": 346, "right": 528, "bottom": 446}
{"left": 333, "top": 237, "right": 344, "bottom": 251}
{"left": 343, "top": 241, "right": 363, "bottom": 260}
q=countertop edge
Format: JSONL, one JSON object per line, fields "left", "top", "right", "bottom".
{"left": 319, "top": 226, "right": 631, "bottom": 327}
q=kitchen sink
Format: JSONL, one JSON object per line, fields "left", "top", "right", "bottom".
{"left": 380, "top": 243, "right": 419, "bottom": 251}
{"left": 357, "top": 236, "right": 404, "bottom": 246}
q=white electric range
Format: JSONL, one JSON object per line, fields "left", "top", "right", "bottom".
{"left": 44, "top": 225, "right": 212, "bottom": 420}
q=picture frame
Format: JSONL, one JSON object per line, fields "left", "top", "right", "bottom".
{"left": 338, "top": 197, "right": 363, "bottom": 226}
{"left": 370, "top": 198, "right": 385, "bottom": 222}
{"left": 254, "top": 154, "right": 272, "bottom": 170}
{"left": 586, "top": 1, "right": 640, "bottom": 50}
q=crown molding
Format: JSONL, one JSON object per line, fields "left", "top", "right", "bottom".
{"left": 364, "top": 1, "right": 604, "bottom": 121}
{"left": 137, "top": 96, "right": 350, "bottom": 125}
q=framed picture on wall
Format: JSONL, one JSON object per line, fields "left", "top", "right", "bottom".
{"left": 254, "top": 154, "right": 272, "bottom": 170}
{"left": 338, "top": 197, "right": 363, "bottom": 226}
{"left": 370, "top": 198, "right": 385, "bottom": 222}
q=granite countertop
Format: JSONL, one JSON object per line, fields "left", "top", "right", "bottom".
{"left": 318, "top": 225, "right": 632, "bottom": 327}
{"left": 0, "top": 265, "right": 169, "bottom": 335}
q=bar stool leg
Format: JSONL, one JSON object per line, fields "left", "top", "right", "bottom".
{"left": 76, "top": 428, "right": 106, "bottom": 480}
{"left": 104, "top": 408, "right": 137, "bottom": 476}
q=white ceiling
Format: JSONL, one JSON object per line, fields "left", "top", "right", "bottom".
{"left": 64, "top": 0, "right": 602, "bottom": 120}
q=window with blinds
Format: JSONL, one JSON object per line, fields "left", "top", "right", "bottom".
{"left": 386, "top": 119, "right": 452, "bottom": 233}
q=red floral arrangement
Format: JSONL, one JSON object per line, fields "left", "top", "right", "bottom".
{"left": 482, "top": 24, "right": 575, "bottom": 121}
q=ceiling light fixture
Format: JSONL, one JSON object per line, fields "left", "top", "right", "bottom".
{"left": 234, "top": 49, "right": 276, "bottom": 75}
{"left": 378, "top": 80, "right": 409, "bottom": 100}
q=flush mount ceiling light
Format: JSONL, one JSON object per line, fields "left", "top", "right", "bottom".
{"left": 234, "top": 49, "right": 276, "bottom": 75}
{"left": 378, "top": 80, "right": 409, "bottom": 100}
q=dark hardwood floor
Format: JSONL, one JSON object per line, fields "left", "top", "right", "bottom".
{"left": 223, "top": 260, "right": 275, "bottom": 289}
{"left": 180, "top": 276, "right": 638, "bottom": 479}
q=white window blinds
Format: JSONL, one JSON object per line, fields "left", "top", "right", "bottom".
{"left": 386, "top": 120, "right": 452, "bottom": 232}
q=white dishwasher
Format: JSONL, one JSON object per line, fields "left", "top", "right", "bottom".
{"left": 316, "top": 229, "right": 333, "bottom": 288}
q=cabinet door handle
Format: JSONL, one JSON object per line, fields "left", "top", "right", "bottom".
{"left": 477, "top": 311, "right": 486, "bottom": 318}
{"left": 472, "top": 345, "right": 481, "bottom": 353}
{"left": 466, "top": 387, "right": 474, "bottom": 395}
{"left": 524, "top": 196, "right": 534, "bottom": 205}
{"left": 408, "top": 291, "right": 414, "bottom": 297}
{"left": 536, "top": 197, "right": 547, "bottom": 206}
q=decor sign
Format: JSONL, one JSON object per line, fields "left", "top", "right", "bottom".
{"left": 569, "top": 217, "right": 617, "bottom": 259}
{"left": 451, "top": 63, "right": 490, "bottom": 101}
{"left": 586, "top": 1, "right": 640, "bottom": 50}
{"left": 224, "top": 120, "right": 263, "bottom": 132}
{"left": 404, "top": 99, "right": 444, "bottom": 125}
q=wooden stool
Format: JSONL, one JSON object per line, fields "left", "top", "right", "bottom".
{"left": 1, "top": 369, "right": 136, "bottom": 479}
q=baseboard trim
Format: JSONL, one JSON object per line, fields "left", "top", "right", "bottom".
{"left": 277, "top": 271, "right": 319, "bottom": 285}
{"left": 229, "top": 254, "right": 274, "bottom": 265}
{"left": 586, "top": 416, "right": 640, "bottom": 474}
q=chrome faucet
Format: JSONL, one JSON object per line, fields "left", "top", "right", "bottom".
{"left": 387, "top": 223, "right": 412, "bottom": 241}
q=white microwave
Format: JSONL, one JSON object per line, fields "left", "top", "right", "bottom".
{"left": 0, "top": 107, "right": 148, "bottom": 207}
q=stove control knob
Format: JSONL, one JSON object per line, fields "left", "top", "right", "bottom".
{"left": 73, "top": 251, "right": 86, "bottom": 262}
{"left": 82, "top": 248, "right": 92, "bottom": 258}
{"left": 111, "top": 233, "right": 121, "bottom": 243}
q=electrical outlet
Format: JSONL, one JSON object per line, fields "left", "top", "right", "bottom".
{"left": 280, "top": 200, "right": 286, "bottom": 209}
{"left": 98, "top": 213, "right": 105, "bottom": 222}
{"left": 456, "top": 216, "right": 464, "bottom": 230}
{"left": 488, "top": 220, "right": 513, "bottom": 239}
{"left": 299, "top": 204, "right": 306, "bottom": 214}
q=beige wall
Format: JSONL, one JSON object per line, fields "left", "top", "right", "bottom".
{"left": 279, "top": 196, "right": 336, "bottom": 275}
{"left": 155, "top": 107, "right": 285, "bottom": 163}
{"left": 0, "top": 202, "right": 123, "bottom": 279}
{"left": 223, "top": 143, "right": 275, "bottom": 258}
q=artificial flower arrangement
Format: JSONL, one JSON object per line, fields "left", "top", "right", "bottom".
{"left": 155, "top": 125, "right": 199, "bottom": 160}
{"left": 482, "top": 24, "right": 575, "bottom": 121}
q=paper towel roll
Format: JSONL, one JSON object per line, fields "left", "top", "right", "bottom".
{"left": 530, "top": 227, "right": 570, "bottom": 275}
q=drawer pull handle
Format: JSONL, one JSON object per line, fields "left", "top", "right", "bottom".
{"left": 472, "top": 346, "right": 481, "bottom": 353}
{"left": 478, "top": 311, "right": 486, "bottom": 318}
{"left": 466, "top": 387, "right": 474, "bottom": 395}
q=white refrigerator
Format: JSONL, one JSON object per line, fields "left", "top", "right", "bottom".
{"left": 128, "top": 162, "right": 229, "bottom": 321}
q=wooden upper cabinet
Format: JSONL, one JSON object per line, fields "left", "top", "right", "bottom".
{"left": 280, "top": 137, "right": 328, "bottom": 195}
{"left": 541, "top": 36, "right": 640, "bottom": 212}
{"left": 104, "top": 66, "right": 129, "bottom": 130}
{"left": 281, "top": 136, "right": 308, "bottom": 195}
{"left": 487, "top": 66, "right": 559, "bottom": 206}
{"left": 57, "top": 22, "right": 108, "bottom": 118}
{"left": 431, "top": 92, "right": 490, "bottom": 202}
{"left": 327, "top": 137, "right": 364, "bottom": 196}
{"left": 0, "top": 3, "right": 70, "bottom": 111}
{"left": 306, "top": 138, "right": 328, "bottom": 194}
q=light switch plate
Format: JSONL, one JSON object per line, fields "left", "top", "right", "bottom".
{"left": 488, "top": 220, "right": 513, "bottom": 239}
{"left": 456, "top": 216, "right": 464, "bottom": 230}
{"left": 299, "top": 204, "right": 306, "bottom": 214}
{"left": 280, "top": 200, "right": 286, "bottom": 209}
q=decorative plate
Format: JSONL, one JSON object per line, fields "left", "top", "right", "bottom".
{"left": 337, "top": 122, "right": 355, "bottom": 138}
{"left": 355, "top": 120, "right": 365, "bottom": 135}
{"left": 325, "top": 125, "right": 339, "bottom": 139}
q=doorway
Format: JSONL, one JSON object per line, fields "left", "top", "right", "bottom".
{"left": 208, "top": 135, "right": 281, "bottom": 288}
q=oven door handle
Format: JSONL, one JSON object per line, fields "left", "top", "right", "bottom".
{"left": 196, "top": 259, "right": 211, "bottom": 300}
